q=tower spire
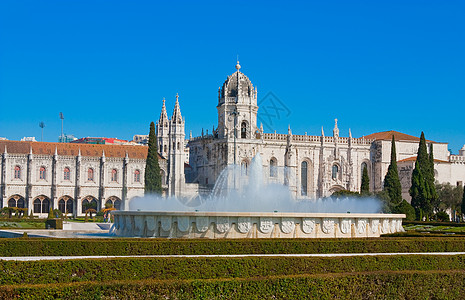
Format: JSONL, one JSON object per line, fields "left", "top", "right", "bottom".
{"left": 172, "top": 93, "right": 183, "bottom": 123}
{"left": 159, "top": 97, "right": 169, "bottom": 125}
{"left": 333, "top": 118, "right": 339, "bottom": 138}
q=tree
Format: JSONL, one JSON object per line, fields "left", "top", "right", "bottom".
{"left": 435, "top": 183, "right": 462, "bottom": 214}
{"left": 384, "top": 136, "right": 402, "bottom": 205}
{"left": 410, "top": 132, "right": 434, "bottom": 220}
{"left": 360, "top": 165, "right": 370, "bottom": 195}
{"left": 461, "top": 185, "right": 465, "bottom": 221}
{"left": 393, "top": 199, "right": 416, "bottom": 221}
{"left": 428, "top": 144, "right": 438, "bottom": 204}
{"left": 144, "top": 121, "right": 162, "bottom": 195}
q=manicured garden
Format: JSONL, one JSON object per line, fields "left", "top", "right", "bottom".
{"left": 1, "top": 237, "right": 465, "bottom": 298}
{"left": 1, "top": 236, "right": 465, "bottom": 256}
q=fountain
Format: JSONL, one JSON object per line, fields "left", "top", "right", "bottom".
{"left": 112, "top": 154, "right": 405, "bottom": 238}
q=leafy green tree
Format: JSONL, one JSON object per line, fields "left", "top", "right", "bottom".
{"left": 410, "top": 132, "right": 434, "bottom": 220}
{"left": 144, "top": 122, "right": 162, "bottom": 195}
{"left": 461, "top": 185, "right": 465, "bottom": 221}
{"left": 383, "top": 136, "right": 402, "bottom": 205}
{"left": 360, "top": 165, "right": 370, "bottom": 195}
{"left": 331, "top": 190, "right": 360, "bottom": 198}
{"left": 393, "top": 199, "right": 416, "bottom": 221}
{"left": 435, "top": 183, "right": 462, "bottom": 214}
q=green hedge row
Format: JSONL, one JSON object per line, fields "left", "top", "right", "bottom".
{"left": 1, "top": 255, "right": 465, "bottom": 285}
{"left": 1, "top": 270, "right": 464, "bottom": 299}
{"left": 0, "top": 218, "right": 45, "bottom": 223}
{"left": 403, "top": 221, "right": 465, "bottom": 227}
{"left": 1, "top": 237, "right": 465, "bottom": 256}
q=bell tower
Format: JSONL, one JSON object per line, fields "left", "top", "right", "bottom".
{"left": 217, "top": 61, "right": 258, "bottom": 140}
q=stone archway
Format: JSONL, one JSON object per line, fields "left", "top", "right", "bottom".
{"left": 329, "top": 185, "right": 345, "bottom": 194}
{"left": 58, "top": 195, "right": 74, "bottom": 215}
{"left": 7, "top": 194, "right": 25, "bottom": 208}
{"left": 33, "top": 195, "right": 50, "bottom": 214}
{"left": 81, "top": 195, "right": 99, "bottom": 215}
{"left": 105, "top": 196, "right": 122, "bottom": 210}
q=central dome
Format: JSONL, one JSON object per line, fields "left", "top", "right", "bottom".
{"left": 220, "top": 62, "right": 255, "bottom": 98}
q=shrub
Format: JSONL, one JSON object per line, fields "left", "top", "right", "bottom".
{"left": 393, "top": 199, "right": 416, "bottom": 221}
{"left": 435, "top": 210, "right": 450, "bottom": 222}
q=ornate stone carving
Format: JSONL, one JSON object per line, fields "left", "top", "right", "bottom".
{"left": 340, "top": 218, "right": 351, "bottom": 234}
{"left": 160, "top": 216, "right": 172, "bottom": 232}
{"left": 281, "top": 218, "right": 295, "bottom": 234}
{"left": 216, "top": 216, "right": 230, "bottom": 233}
{"left": 396, "top": 219, "right": 403, "bottom": 232}
{"left": 237, "top": 217, "right": 252, "bottom": 233}
{"left": 371, "top": 219, "right": 379, "bottom": 233}
{"left": 301, "top": 218, "right": 315, "bottom": 234}
{"left": 146, "top": 216, "right": 157, "bottom": 231}
{"left": 357, "top": 219, "right": 367, "bottom": 234}
{"left": 381, "top": 219, "right": 389, "bottom": 234}
{"left": 196, "top": 217, "right": 209, "bottom": 232}
{"left": 134, "top": 215, "right": 144, "bottom": 234}
{"left": 322, "top": 218, "right": 334, "bottom": 234}
{"left": 260, "top": 217, "right": 274, "bottom": 233}
{"left": 177, "top": 216, "right": 190, "bottom": 232}
{"left": 390, "top": 219, "right": 397, "bottom": 233}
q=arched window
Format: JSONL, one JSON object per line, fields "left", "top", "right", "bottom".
{"left": 164, "top": 145, "right": 167, "bottom": 153}
{"left": 301, "top": 161, "right": 308, "bottom": 196}
{"left": 58, "top": 199, "right": 66, "bottom": 213}
{"left": 82, "top": 197, "right": 98, "bottom": 213}
{"left": 41, "top": 198, "right": 50, "bottom": 213}
{"left": 241, "top": 121, "right": 247, "bottom": 139}
{"left": 361, "top": 162, "right": 367, "bottom": 173}
{"left": 332, "top": 165, "right": 339, "bottom": 180}
{"left": 134, "top": 170, "right": 141, "bottom": 182}
{"left": 114, "top": 199, "right": 121, "bottom": 210}
{"left": 177, "top": 142, "right": 180, "bottom": 150}
{"left": 39, "top": 167, "right": 46, "bottom": 180}
{"left": 8, "top": 199, "right": 16, "bottom": 207}
{"left": 111, "top": 169, "right": 118, "bottom": 182}
{"left": 241, "top": 161, "right": 248, "bottom": 175}
{"left": 87, "top": 168, "right": 94, "bottom": 181}
{"left": 63, "top": 167, "right": 70, "bottom": 180}
{"left": 270, "top": 158, "right": 277, "bottom": 177}
{"left": 10, "top": 196, "right": 25, "bottom": 208}
{"left": 33, "top": 199, "right": 41, "bottom": 213}
{"left": 59, "top": 197, "right": 73, "bottom": 214}
{"left": 14, "top": 166, "right": 21, "bottom": 179}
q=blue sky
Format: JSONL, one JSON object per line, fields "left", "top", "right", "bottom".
{"left": 1, "top": 1, "right": 464, "bottom": 152}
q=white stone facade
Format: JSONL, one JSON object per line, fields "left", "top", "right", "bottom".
{"left": 0, "top": 142, "right": 164, "bottom": 217}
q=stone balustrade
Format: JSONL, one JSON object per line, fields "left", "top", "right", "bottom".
{"left": 112, "top": 211, "right": 405, "bottom": 239}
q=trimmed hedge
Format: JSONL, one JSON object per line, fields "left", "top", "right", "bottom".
{"left": 0, "top": 255, "right": 465, "bottom": 285}
{"left": 1, "top": 270, "right": 464, "bottom": 299}
{"left": 1, "top": 237, "right": 465, "bottom": 256}
{"left": 403, "top": 221, "right": 465, "bottom": 227}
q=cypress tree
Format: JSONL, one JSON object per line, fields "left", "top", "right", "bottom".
{"left": 360, "top": 165, "right": 370, "bottom": 195}
{"left": 383, "top": 136, "right": 402, "bottom": 205}
{"left": 410, "top": 132, "right": 433, "bottom": 220}
{"left": 144, "top": 122, "right": 162, "bottom": 195}
{"left": 428, "top": 143, "right": 438, "bottom": 203}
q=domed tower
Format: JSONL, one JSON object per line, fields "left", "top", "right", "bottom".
{"left": 217, "top": 61, "right": 258, "bottom": 140}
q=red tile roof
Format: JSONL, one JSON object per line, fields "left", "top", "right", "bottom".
{"left": 0, "top": 140, "right": 156, "bottom": 159}
{"left": 363, "top": 130, "right": 434, "bottom": 143}
{"left": 398, "top": 156, "right": 449, "bottom": 164}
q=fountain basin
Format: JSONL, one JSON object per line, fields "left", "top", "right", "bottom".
{"left": 112, "top": 211, "right": 405, "bottom": 238}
